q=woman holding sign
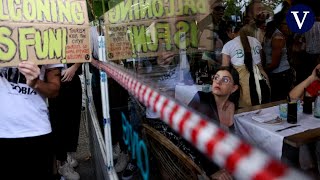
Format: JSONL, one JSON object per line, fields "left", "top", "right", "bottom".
{"left": 0, "top": 61, "right": 62, "bottom": 179}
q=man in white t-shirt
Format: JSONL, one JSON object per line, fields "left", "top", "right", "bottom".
{"left": 221, "top": 27, "right": 270, "bottom": 107}
{"left": 221, "top": 36, "right": 262, "bottom": 66}
{"left": 0, "top": 61, "right": 62, "bottom": 179}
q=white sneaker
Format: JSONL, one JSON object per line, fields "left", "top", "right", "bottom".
{"left": 67, "top": 153, "right": 79, "bottom": 168}
{"left": 113, "top": 143, "right": 121, "bottom": 160}
{"left": 58, "top": 163, "right": 80, "bottom": 180}
{"left": 114, "top": 152, "right": 129, "bottom": 173}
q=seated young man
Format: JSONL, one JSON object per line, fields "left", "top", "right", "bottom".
{"left": 289, "top": 63, "right": 320, "bottom": 174}
{"left": 290, "top": 64, "right": 320, "bottom": 99}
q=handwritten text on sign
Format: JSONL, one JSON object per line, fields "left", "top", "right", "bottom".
{"left": 104, "top": 0, "right": 210, "bottom": 60}
{"left": 0, "top": 0, "right": 91, "bottom": 67}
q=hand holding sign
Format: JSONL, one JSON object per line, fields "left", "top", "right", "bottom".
{"left": 61, "top": 65, "right": 79, "bottom": 82}
{"left": 18, "top": 61, "right": 40, "bottom": 88}
{"left": 0, "top": 0, "right": 91, "bottom": 67}
{"left": 157, "top": 52, "right": 175, "bottom": 67}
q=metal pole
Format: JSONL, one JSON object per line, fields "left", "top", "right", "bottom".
{"left": 96, "top": 17, "right": 118, "bottom": 179}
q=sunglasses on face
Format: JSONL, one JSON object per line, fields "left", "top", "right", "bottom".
{"left": 212, "top": 74, "right": 232, "bottom": 84}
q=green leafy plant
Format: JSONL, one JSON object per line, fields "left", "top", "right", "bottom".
{"left": 223, "top": 0, "right": 242, "bottom": 21}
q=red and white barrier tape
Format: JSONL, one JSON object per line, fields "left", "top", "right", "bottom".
{"left": 92, "top": 60, "right": 309, "bottom": 180}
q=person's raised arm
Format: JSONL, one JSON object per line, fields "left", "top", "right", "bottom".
{"left": 61, "top": 63, "right": 82, "bottom": 82}
{"left": 289, "top": 64, "right": 320, "bottom": 99}
{"left": 18, "top": 61, "right": 61, "bottom": 98}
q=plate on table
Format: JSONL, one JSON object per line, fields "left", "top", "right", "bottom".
{"left": 252, "top": 113, "right": 283, "bottom": 125}
{"left": 263, "top": 117, "right": 284, "bottom": 125}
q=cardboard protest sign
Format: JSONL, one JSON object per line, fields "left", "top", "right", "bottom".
{"left": 0, "top": 0, "right": 91, "bottom": 67}
{"left": 104, "top": 0, "right": 211, "bottom": 61}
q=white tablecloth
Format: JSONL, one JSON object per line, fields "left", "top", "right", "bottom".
{"left": 175, "top": 84, "right": 211, "bottom": 105}
{"left": 235, "top": 105, "right": 320, "bottom": 159}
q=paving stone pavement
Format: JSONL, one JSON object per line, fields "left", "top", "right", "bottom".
{"left": 74, "top": 111, "right": 96, "bottom": 180}
{"left": 72, "top": 74, "right": 96, "bottom": 180}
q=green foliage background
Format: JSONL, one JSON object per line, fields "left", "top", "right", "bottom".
{"left": 223, "top": 0, "right": 242, "bottom": 21}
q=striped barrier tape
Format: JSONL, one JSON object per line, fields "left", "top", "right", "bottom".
{"left": 91, "top": 60, "right": 309, "bottom": 180}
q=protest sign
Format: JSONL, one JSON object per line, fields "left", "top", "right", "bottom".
{"left": 0, "top": 0, "right": 91, "bottom": 67}
{"left": 104, "top": 0, "right": 211, "bottom": 60}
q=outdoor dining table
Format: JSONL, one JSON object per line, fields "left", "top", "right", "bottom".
{"left": 234, "top": 100, "right": 320, "bottom": 159}
{"left": 175, "top": 84, "right": 211, "bottom": 105}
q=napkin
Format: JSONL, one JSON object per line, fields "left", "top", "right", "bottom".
{"left": 252, "top": 113, "right": 278, "bottom": 123}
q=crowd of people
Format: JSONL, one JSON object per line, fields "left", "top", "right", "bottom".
{"left": 89, "top": 0, "right": 320, "bottom": 178}
{"left": 196, "top": 0, "right": 320, "bottom": 178}
{"left": 1, "top": 0, "right": 320, "bottom": 180}
{"left": 118, "top": 0, "right": 320, "bottom": 179}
